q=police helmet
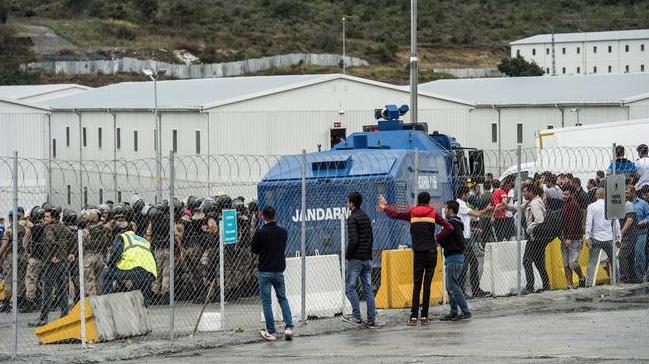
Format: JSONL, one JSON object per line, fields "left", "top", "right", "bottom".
{"left": 132, "top": 198, "right": 145, "bottom": 214}
{"left": 8, "top": 206, "right": 25, "bottom": 217}
{"left": 62, "top": 209, "right": 78, "bottom": 226}
{"left": 112, "top": 204, "right": 127, "bottom": 220}
{"left": 232, "top": 198, "right": 246, "bottom": 214}
{"left": 98, "top": 203, "right": 112, "bottom": 218}
{"left": 248, "top": 200, "right": 258, "bottom": 214}
{"left": 214, "top": 194, "right": 232, "bottom": 211}
{"left": 30, "top": 207, "right": 45, "bottom": 223}
{"left": 200, "top": 198, "right": 218, "bottom": 217}
{"left": 187, "top": 196, "right": 203, "bottom": 211}
{"left": 147, "top": 205, "right": 162, "bottom": 218}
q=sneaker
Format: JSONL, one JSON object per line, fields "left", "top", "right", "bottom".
{"left": 341, "top": 315, "right": 363, "bottom": 326}
{"left": 420, "top": 317, "right": 430, "bottom": 326}
{"left": 284, "top": 327, "right": 293, "bottom": 341}
{"left": 460, "top": 312, "right": 472, "bottom": 320}
{"left": 439, "top": 313, "right": 459, "bottom": 321}
{"left": 578, "top": 279, "right": 586, "bottom": 288}
{"left": 28, "top": 319, "right": 48, "bottom": 328}
{"left": 473, "top": 289, "right": 488, "bottom": 298}
{"left": 407, "top": 317, "right": 418, "bottom": 326}
{"left": 260, "top": 330, "right": 277, "bottom": 341}
{"left": 364, "top": 321, "right": 378, "bottom": 329}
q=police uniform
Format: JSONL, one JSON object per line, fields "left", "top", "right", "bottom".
{"left": 84, "top": 222, "right": 110, "bottom": 296}
{"left": 24, "top": 222, "right": 46, "bottom": 302}
{"left": 0, "top": 219, "right": 30, "bottom": 304}
{"left": 100, "top": 231, "right": 157, "bottom": 304}
{"left": 36, "top": 221, "right": 75, "bottom": 324}
{"left": 147, "top": 220, "right": 171, "bottom": 298}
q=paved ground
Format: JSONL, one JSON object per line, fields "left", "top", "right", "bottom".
{"left": 2, "top": 284, "right": 649, "bottom": 363}
{"left": 128, "top": 308, "right": 649, "bottom": 364}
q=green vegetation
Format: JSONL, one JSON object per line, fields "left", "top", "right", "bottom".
{"left": 497, "top": 55, "right": 545, "bottom": 77}
{"left": 3, "top": 0, "right": 649, "bottom": 85}
{"left": 0, "top": 24, "right": 37, "bottom": 84}
{"left": 6, "top": 0, "right": 649, "bottom": 63}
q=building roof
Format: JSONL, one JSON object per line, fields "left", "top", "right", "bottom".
{"left": 0, "top": 96, "right": 50, "bottom": 112}
{"left": 0, "top": 84, "right": 91, "bottom": 101}
{"left": 418, "top": 73, "right": 649, "bottom": 107}
{"left": 46, "top": 74, "right": 472, "bottom": 111}
{"left": 510, "top": 29, "right": 649, "bottom": 45}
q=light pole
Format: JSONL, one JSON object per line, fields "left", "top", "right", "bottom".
{"left": 143, "top": 68, "right": 162, "bottom": 202}
{"left": 410, "top": 0, "right": 418, "bottom": 124}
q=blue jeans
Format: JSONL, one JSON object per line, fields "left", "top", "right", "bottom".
{"left": 445, "top": 255, "right": 470, "bottom": 315}
{"left": 345, "top": 259, "right": 376, "bottom": 323}
{"left": 635, "top": 232, "right": 647, "bottom": 281}
{"left": 258, "top": 271, "right": 293, "bottom": 334}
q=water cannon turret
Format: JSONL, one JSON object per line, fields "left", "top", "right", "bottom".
{"left": 375, "top": 104, "right": 410, "bottom": 131}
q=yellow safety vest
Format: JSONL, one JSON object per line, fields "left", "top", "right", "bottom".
{"left": 115, "top": 231, "right": 158, "bottom": 278}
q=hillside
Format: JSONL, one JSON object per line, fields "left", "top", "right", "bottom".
{"left": 3, "top": 0, "right": 649, "bottom": 85}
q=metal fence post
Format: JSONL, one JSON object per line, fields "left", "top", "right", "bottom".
{"left": 11, "top": 151, "right": 18, "bottom": 359}
{"left": 47, "top": 114, "right": 52, "bottom": 202}
{"left": 300, "top": 149, "right": 307, "bottom": 324}
{"left": 340, "top": 214, "right": 346, "bottom": 315}
{"left": 515, "top": 145, "right": 522, "bottom": 295}
{"left": 610, "top": 143, "right": 618, "bottom": 286}
{"left": 77, "top": 228, "right": 87, "bottom": 349}
{"left": 219, "top": 219, "right": 225, "bottom": 331}
{"left": 169, "top": 151, "right": 176, "bottom": 340}
{"left": 413, "top": 149, "right": 420, "bottom": 204}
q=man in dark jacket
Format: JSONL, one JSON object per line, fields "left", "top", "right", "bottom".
{"left": 251, "top": 206, "right": 293, "bottom": 341}
{"left": 379, "top": 191, "right": 453, "bottom": 326}
{"left": 29, "top": 207, "right": 75, "bottom": 327}
{"left": 342, "top": 192, "right": 376, "bottom": 328}
{"left": 439, "top": 200, "right": 471, "bottom": 321}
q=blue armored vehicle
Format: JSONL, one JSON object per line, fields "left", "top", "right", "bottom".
{"left": 257, "top": 105, "right": 481, "bottom": 275}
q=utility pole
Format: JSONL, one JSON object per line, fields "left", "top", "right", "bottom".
{"left": 410, "top": 0, "right": 418, "bottom": 124}
{"left": 143, "top": 68, "right": 162, "bottom": 202}
{"left": 342, "top": 17, "right": 346, "bottom": 75}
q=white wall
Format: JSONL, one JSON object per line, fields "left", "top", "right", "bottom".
{"left": 512, "top": 38, "right": 649, "bottom": 75}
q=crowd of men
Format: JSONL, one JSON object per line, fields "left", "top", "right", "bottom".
{"left": 461, "top": 144, "right": 649, "bottom": 294}
{"left": 0, "top": 193, "right": 259, "bottom": 326}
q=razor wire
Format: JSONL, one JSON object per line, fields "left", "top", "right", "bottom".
{"left": 0, "top": 144, "right": 645, "bottom": 357}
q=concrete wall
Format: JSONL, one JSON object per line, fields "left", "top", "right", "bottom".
{"left": 434, "top": 68, "right": 504, "bottom": 78}
{"left": 22, "top": 54, "right": 369, "bottom": 79}
{"left": 512, "top": 38, "right": 649, "bottom": 75}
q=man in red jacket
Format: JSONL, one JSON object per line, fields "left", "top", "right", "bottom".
{"left": 379, "top": 192, "right": 453, "bottom": 326}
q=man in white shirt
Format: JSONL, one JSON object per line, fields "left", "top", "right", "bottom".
{"left": 456, "top": 185, "right": 492, "bottom": 298}
{"left": 585, "top": 188, "right": 622, "bottom": 287}
{"left": 636, "top": 144, "right": 649, "bottom": 192}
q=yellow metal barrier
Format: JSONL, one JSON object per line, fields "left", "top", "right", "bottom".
{"left": 545, "top": 238, "right": 609, "bottom": 289}
{"left": 34, "top": 299, "right": 99, "bottom": 344}
{"left": 0, "top": 280, "right": 5, "bottom": 301}
{"left": 375, "top": 247, "right": 445, "bottom": 309}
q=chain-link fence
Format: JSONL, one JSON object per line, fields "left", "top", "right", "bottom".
{"left": 0, "top": 143, "right": 646, "bottom": 358}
